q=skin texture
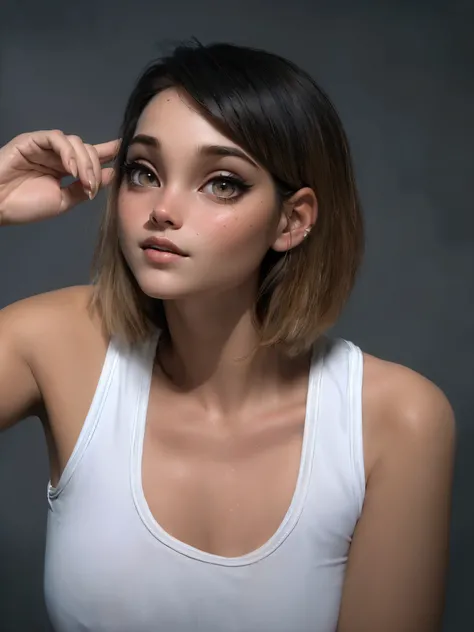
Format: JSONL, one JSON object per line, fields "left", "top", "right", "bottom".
{"left": 0, "top": 88, "right": 456, "bottom": 632}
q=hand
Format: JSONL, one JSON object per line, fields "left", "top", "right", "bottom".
{"left": 0, "top": 130, "right": 120, "bottom": 226}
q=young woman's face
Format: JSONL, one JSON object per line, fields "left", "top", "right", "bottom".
{"left": 117, "top": 88, "right": 286, "bottom": 301}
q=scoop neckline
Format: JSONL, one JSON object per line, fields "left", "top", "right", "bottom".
{"left": 130, "top": 332, "right": 325, "bottom": 567}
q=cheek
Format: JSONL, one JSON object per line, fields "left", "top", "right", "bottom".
{"left": 203, "top": 199, "right": 276, "bottom": 252}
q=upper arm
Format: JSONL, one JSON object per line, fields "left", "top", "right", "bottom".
{"left": 0, "top": 298, "right": 44, "bottom": 430}
{"left": 337, "top": 361, "right": 456, "bottom": 632}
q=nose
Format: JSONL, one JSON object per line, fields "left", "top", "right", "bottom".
{"left": 148, "top": 190, "right": 184, "bottom": 230}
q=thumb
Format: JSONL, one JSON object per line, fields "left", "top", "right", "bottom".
{"left": 59, "top": 179, "right": 89, "bottom": 212}
{"left": 59, "top": 167, "right": 115, "bottom": 212}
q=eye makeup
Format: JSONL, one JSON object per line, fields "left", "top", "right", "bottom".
{"left": 122, "top": 160, "right": 253, "bottom": 203}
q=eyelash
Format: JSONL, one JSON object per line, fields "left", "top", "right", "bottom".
{"left": 122, "top": 160, "right": 252, "bottom": 203}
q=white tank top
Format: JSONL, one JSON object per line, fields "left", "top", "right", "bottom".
{"left": 44, "top": 332, "right": 365, "bottom": 632}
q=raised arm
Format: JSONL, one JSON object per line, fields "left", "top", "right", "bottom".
{"left": 0, "top": 129, "right": 119, "bottom": 428}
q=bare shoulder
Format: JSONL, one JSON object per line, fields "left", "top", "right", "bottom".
{"left": 1, "top": 284, "right": 100, "bottom": 368}
{"left": 338, "top": 352, "right": 456, "bottom": 630}
{"left": 361, "top": 352, "right": 456, "bottom": 478}
{"left": 3, "top": 284, "right": 93, "bottom": 320}
{"left": 0, "top": 285, "right": 109, "bottom": 479}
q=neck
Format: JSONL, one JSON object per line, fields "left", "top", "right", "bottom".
{"left": 156, "top": 288, "right": 297, "bottom": 418}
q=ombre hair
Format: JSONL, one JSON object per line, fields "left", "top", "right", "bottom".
{"left": 89, "top": 40, "right": 364, "bottom": 357}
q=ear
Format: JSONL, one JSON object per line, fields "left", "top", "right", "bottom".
{"left": 271, "top": 187, "right": 318, "bottom": 252}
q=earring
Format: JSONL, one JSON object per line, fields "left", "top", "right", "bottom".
{"left": 303, "top": 228, "right": 311, "bottom": 239}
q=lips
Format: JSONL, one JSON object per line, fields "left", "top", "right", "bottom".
{"left": 140, "top": 236, "right": 187, "bottom": 257}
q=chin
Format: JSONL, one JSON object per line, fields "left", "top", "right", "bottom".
{"left": 136, "top": 280, "right": 186, "bottom": 301}
{"left": 129, "top": 260, "right": 254, "bottom": 303}
{"left": 133, "top": 271, "right": 196, "bottom": 301}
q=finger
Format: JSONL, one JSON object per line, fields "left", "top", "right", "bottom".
{"left": 83, "top": 144, "right": 103, "bottom": 198}
{"left": 59, "top": 167, "right": 115, "bottom": 212}
{"left": 67, "top": 135, "right": 98, "bottom": 198}
{"left": 83, "top": 147, "right": 116, "bottom": 195}
{"left": 20, "top": 130, "right": 78, "bottom": 177}
{"left": 93, "top": 139, "right": 121, "bottom": 164}
{"left": 99, "top": 166, "right": 115, "bottom": 188}
{"left": 59, "top": 179, "right": 89, "bottom": 213}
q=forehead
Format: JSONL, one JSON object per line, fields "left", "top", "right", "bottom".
{"left": 135, "top": 88, "right": 231, "bottom": 146}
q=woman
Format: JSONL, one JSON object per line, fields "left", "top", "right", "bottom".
{"left": 0, "top": 41, "right": 455, "bottom": 632}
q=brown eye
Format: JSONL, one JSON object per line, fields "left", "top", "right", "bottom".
{"left": 202, "top": 175, "right": 251, "bottom": 202}
{"left": 124, "top": 162, "right": 159, "bottom": 188}
{"left": 211, "top": 179, "right": 238, "bottom": 198}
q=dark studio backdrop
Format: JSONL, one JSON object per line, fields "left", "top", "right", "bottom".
{"left": 0, "top": 1, "right": 472, "bottom": 630}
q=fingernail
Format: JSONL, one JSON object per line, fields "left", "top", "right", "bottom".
{"left": 88, "top": 179, "right": 96, "bottom": 199}
{"left": 87, "top": 168, "right": 96, "bottom": 193}
{"left": 69, "top": 158, "right": 78, "bottom": 178}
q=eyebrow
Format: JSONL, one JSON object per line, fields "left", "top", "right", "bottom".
{"left": 128, "top": 134, "right": 260, "bottom": 169}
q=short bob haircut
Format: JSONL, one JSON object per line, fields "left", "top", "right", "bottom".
{"left": 89, "top": 39, "right": 364, "bottom": 358}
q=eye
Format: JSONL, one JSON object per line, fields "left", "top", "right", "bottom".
{"left": 123, "top": 161, "right": 159, "bottom": 188}
{"left": 202, "top": 174, "right": 252, "bottom": 202}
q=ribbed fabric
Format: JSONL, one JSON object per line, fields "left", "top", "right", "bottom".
{"left": 44, "top": 333, "right": 365, "bottom": 632}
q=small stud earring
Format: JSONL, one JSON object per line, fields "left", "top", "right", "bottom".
{"left": 303, "top": 228, "right": 311, "bottom": 239}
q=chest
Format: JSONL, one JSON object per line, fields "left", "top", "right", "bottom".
{"left": 41, "top": 333, "right": 374, "bottom": 561}
{"left": 141, "top": 383, "right": 308, "bottom": 557}
{"left": 44, "top": 349, "right": 355, "bottom": 632}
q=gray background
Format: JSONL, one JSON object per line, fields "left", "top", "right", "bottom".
{"left": 0, "top": 0, "right": 472, "bottom": 630}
